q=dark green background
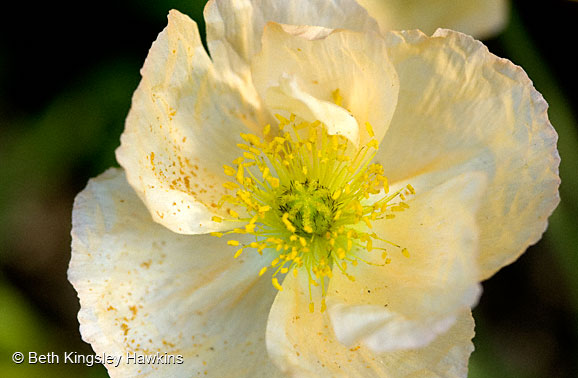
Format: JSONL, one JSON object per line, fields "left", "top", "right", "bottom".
{"left": 1, "top": 1, "right": 577, "bottom": 376}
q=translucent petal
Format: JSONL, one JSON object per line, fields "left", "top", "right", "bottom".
{"left": 252, "top": 23, "right": 399, "bottom": 145}
{"left": 357, "top": 0, "right": 508, "bottom": 39}
{"left": 116, "top": 10, "right": 261, "bottom": 235}
{"left": 377, "top": 29, "right": 560, "bottom": 279}
{"left": 267, "top": 273, "right": 474, "bottom": 377}
{"left": 328, "top": 172, "right": 485, "bottom": 351}
{"left": 69, "top": 169, "right": 281, "bottom": 377}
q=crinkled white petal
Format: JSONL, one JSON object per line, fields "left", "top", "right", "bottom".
{"left": 252, "top": 23, "right": 399, "bottom": 145}
{"left": 357, "top": 0, "right": 508, "bottom": 39}
{"left": 262, "top": 72, "right": 360, "bottom": 145}
{"left": 377, "top": 29, "right": 560, "bottom": 280}
{"left": 116, "top": 10, "right": 263, "bottom": 235}
{"left": 267, "top": 273, "right": 475, "bottom": 377}
{"left": 204, "top": 0, "right": 379, "bottom": 80}
{"left": 327, "top": 172, "right": 485, "bottom": 352}
{"left": 69, "top": 168, "right": 282, "bottom": 377}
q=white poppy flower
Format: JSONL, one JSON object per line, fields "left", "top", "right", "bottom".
{"left": 69, "top": 0, "right": 559, "bottom": 376}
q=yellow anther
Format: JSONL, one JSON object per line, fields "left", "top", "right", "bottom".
{"left": 262, "top": 167, "right": 270, "bottom": 179}
{"left": 259, "top": 266, "right": 268, "bottom": 276}
{"left": 332, "top": 88, "right": 343, "bottom": 107}
{"left": 223, "top": 182, "right": 239, "bottom": 190}
{"left": 367, "top": 139, "right": 379, "bottom": 149}
{"left": 227, "top": 209, "right": 239, "bottom": 218}
{"left": 223, "top": 165, "right": 236, "bottom": 176}
{"left": 268, "top": 177, "right": 280, "bottom": 188}
{"left": 331, "top": 135, "right": 339, "bottom": 150}
{"left": 282, "top": 213, "right": 296, "bottom": 233}
{"left": 240, "top": 133, "right": 261, "bottom": 145}
{"left": 402, "top": 248, "right": 410, "bottom": 258}
{"left": 210, "top": 232, "right": 223, "bottom": 238}
{"left": 227, "top": 240, "right": 240, "bottom": 246}
{"left": 236, "top": 143, "right": 250, "bottom": 151}
{"left": 333, "top": 210, "right": 342, "bottom": 220}
{"left": 332, "top": 190, "right": 341, "bottom": 200}
{"left": 236, "top": 165, "right": 244, "bottom": 184}
{"left": 407, "top": 184, "right": 415, "bottom": 194}
{"left": 362, "top": 217, "right": 372, "bottom": 228}
{"left": 211, "top": 216, "right": 223, "bottom": 223}
{"left": 365, "top": 121, "right": 375, "bottom": 138}
{"left": 353, "top": 201, "right": 363, "bottom": 217}
{"left": 344, "top": 184, "right": 351, "bottom": 195}
{"left": 234, "top": 248, "right": 244, "bottom": 258}
{"left": 272, "top": 277, "right": 283, "bottom": 291}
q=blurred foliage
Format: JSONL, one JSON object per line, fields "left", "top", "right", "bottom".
{"left": 0, "top": 276, "right": 107, "bottom": 377}
{"left": 0, "top": 60, "right": 137, "bottom": 260}
{"left": 497, "top": 10, "right": 578, "bottom": 315}
{"left": 0, "top": 0, "right": 576, "bottom": 377}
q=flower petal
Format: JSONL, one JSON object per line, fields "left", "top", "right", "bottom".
{"left": 69, "top": 168, "right": 281, "bottom": 377}
{"left": 252, "top": 23, "right": 399, "bottom": 145}
{"left": 356, "top": 0, "right": 508, "bottom": 39}
{"left": 267, "top": 273, "right": 474, "bottom": 377}
{"left": 204, "top": 0, "right": 379, "bottom": 80}
{"left": 327, "top": 172, "right": 485, "bottom": 352}
{"left": 116, "top": 10, "right": 261, "bottom": 235}
{"left": 377, "top": 29, "right": 560, "bottom": 279}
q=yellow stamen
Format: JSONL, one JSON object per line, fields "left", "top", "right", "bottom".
{"left": 272, "top": 277, "right": 283, "bottom": 291}
{"left": 212, "top": 113, "right": 414, "bottom": 311}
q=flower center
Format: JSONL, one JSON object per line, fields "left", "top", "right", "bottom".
{"left": 279, "top": 179, "right": 335, "bottom": 236}
{"left": 211, "top": 113, "right": 414, "bottom": 311}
